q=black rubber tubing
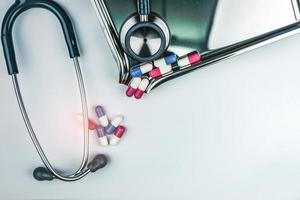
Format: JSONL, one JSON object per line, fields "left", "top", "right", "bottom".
{"left": 1, "top": 0, "right": 80, "bottom": 75}
{"left": 137, "top": 0, "right": 150, "bottom": 16}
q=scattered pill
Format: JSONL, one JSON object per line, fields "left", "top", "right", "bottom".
{"left": 95, "top": 105, "right": 109, "bottom": 127}
{"left": 134, "top": 78, "right": 150, "bottom": 99}
{"left": 96, "top": 126, "right": 108, "bottom": 146}
{"left": 131, "top": 62, "right": 153, "bottom": 77}
{"left": 76, "top": 114, "right": 98, "bottom": 131}
{"left": 106, "top": 116, "right": 124, "bottom": 134}
{"left": 88, "top": 120, "right": 98, "bottom": 131}
{"left": 149, "top": 64, "right": 172, "bottom": 78}
{"left": 110, "top": 126, "right": 126, "bottom": 145}
{"left": 126, "top": 77, "right": 142, "bottom": 97}
{"left": 178, "top": 51, "right": 201, "bottom": 67}
{"left": 153, "top": 53, "right": 177, "bottom": 67}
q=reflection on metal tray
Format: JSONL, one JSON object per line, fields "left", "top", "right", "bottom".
{"left": 91, "top": 0, "right": 300, "bottom": 92}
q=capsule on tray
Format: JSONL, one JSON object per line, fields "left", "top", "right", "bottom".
{"left": 134, "top": 78, "right": 150, "bottom": 99}
{"left": 178, "top": 51, "right": 202, "bottom": 67}
{"left": 153, "top": 53, "right": 177, "bottom": 67}
{"left": 131, "top": 62, "right": 154, "bottom": 77}
{"left": 126, "top": 77, "right": 142, "bottom": 97}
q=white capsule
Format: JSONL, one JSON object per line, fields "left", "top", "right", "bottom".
{"left": 111, "top": 116, "right": 124, "bottom": 127}
{"left": 140, "top": 63, "right": 153, "bottom": 74}
{"left": 96, "top": 126, "right": 108, "bottom": 146}
{"left": 130, "top": 77, "right": 142, "bottom": 89}
{"left": 99, "top": 137, "right": 109, "bottom": 146}
{"left": 153, "top": 53, "right": 177, "bottom": 67}
{"left": 178, "top": 57, "right": 190, "bottom": 67}
{"left": 109, "top": 137, "right": 120, "bottom": 145}
{"left": 137, "top": 79, "right": 150, "bottom": 91}
{"left": 160, "top": 64, "right": 172, "bottom": 74}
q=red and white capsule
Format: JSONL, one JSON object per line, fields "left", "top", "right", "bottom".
{"left": 126, "top": 77, "right": 142, "bottom": 97}
{"left": 149, "top": 64, "right": 172, "bottom": 78}
{"left": 178, "top": 51, "right": 202, "bottom": 67}
{"left": 134, "top": 78, "right": 150, "bottom": 99}
{"left": 110, "top": 126, "right": 126, "bottom": 145}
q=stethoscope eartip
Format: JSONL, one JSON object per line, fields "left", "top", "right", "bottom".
{"left": 87, "top": 154, "right": 108, "bottom": 173}
{"left": 33, "top": 167, "right": 54, "bottom": 181}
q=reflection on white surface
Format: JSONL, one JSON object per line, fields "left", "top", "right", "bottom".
{"left": 209, "top": 0, "right": 297, "bottom": 49}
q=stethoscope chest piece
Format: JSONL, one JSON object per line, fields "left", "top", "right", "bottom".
{"left": 120, "top": 3, "right": 170, "bottom": 62}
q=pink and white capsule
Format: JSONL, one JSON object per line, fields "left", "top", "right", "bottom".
{"left": 110, "top": 126, "right": 126, "bottom": 145}
{"left": 178, "top": 51, "right": 201, "bottom": 67}
{"left": 149, "top": 64, "right": 172, "bottom": 78}
{"left": 96, "top": 126, "right": 108, "bottom": 146}
{"left": 135, "top": 78, "right": 150, "bottom": 99}
{"left": 126, "top": 77, "right": 142, "bottom": 97}
{"left": 95, "top": 105, "right": 109, "bottom": 127}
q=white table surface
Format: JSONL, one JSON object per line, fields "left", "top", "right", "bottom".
{"left": 0, "top": 0, "right": 300, "bottom": 199}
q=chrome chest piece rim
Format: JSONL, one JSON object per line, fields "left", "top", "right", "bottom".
{"left": 120, "top": 14, "right": 170, "bottom": 62}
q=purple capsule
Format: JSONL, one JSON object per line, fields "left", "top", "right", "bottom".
{"left": 96, "top": 126, "right": 108, "bottom": 146}
{"left": 106, "top": 116, "right": 124, "bottom": 134}
{"left": 95, "top": 105, "right": 109, "bottom": 127}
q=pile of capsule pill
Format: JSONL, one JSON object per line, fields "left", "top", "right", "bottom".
{"left": 126, "top": 51, "right": 202, "bottom": 100}
{"left": 81, "top": 105, "right": 126, "bottom": 146}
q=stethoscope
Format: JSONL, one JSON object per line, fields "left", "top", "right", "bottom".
{"left": 1, "top": 0, "right": 170, "bottom": 182}
{"left": 1, "top": 0, "right": 107, "bottom": 182}
{"left": 120, "top": 0, "right": 170, "bottom": 62}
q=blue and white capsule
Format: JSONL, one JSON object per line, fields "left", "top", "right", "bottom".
{"left": 153, "top": 53, "right": 177, "bottom": 67}
{"left": 95, "top": 105, "right": 109, "bottom": 127}
{"left": 131, "top": 62, "right": 153, "bottom": 77}
{"left": 106, "top": 116, "right": 124, "bottom": 134}
{"left": 96, "top": 126, "right": 108, "bottom": 146}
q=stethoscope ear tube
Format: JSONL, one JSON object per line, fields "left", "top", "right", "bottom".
{"left": 1, "top": 0, "right": 80, "bottom": 75}
{"left": 137, "top": 0, "right": 150, "bottom": 17}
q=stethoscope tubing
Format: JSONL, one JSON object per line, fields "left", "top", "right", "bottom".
{"left": 11, "top": 58, "right": 91, "bottom": 181}
{"left": 1, "top": 0, "right": 93, "bottom": 182}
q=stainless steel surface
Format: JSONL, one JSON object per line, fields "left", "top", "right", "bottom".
{"left": 11, "top": 58, "right": 91, "bottom": 182}
{"left": 91, "top": 0, "right": 300, "bottom": 92}
{"left": 91, "top": 0, "right": 130, "bottom": 84}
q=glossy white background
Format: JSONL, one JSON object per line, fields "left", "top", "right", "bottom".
{"left": 0, "top": 0, "right": 300, "bottom": 199}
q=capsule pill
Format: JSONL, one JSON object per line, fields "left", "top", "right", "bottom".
{"left": 131, "top": 62, "right": 153, "bottom": 77}
{"left": 149, "top": 64, "right": 172, "bottom": 78}
{"left": 95, "top": 105, "right": 109, "bottom": 127}
{"left": 110, "top": 126, "right": 126, "bottom": 145}
{"left": 126, "top": 77, "right": 142, "bottom": 97}
{"left": 106, "top": 116, "right": 124, "bottom": 134}
{"left": 134, "top": 78, "right": 150, "bottom": 99}
{"left": 153, "top": 53, "right": 177, "bottom": 67}
{"left": 178, "top": 51, "right": 201, "bottom": 67}
{"left": 96, "top": 126, "right": 108, "bottom": 146}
